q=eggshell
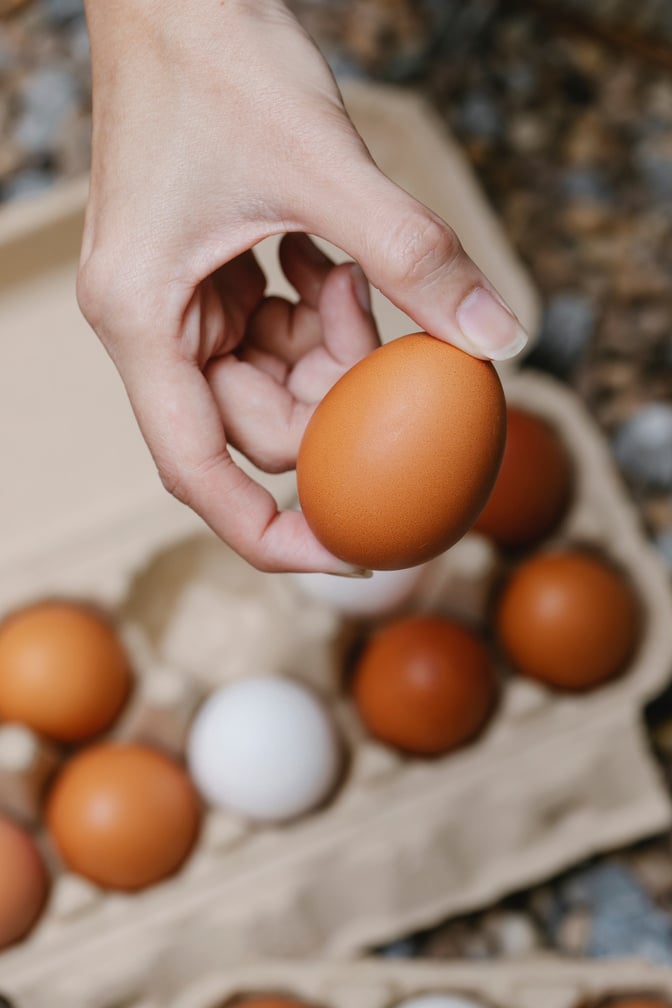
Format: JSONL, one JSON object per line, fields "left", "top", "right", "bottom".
{"left": 46, "top": 743, "right": 200, "bottom": 891}
{"left": 606, "top": 1002, "right": 672, "bottom": 1008}
{"left": 187, "top": 677, "right": 341, "bottom": 823}
{"left": 353, "top": 615, "right": 496, "bottom": 756}
{"left": 496, "top": 550, "right": 641, "bottom": 691}
{"left": 0, "top": 601, "right": 130, "bottom": 743}
{"left": 231, "top": 999, "right": 320, "bottom": 1008}
{"left": 288, "top": 565, "right": 427, "bottom": 619}
{"left": 297, "top": 334, "right": 506, "bottom": 570}
{"left": 473, "top": 405, "right": 574, "bottom": 548}
{"left": 0, "top": 815, "right": 49, "bottom": 949}
{"left": 396, "top": 996, "right": 486, "bottom": 1008}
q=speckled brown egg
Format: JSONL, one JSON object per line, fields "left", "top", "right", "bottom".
{"left": 352, "top": 615, "right": 496, "bottom": 756}
{"left": 473, "top": 405, "right": 574, "bottom": 548}
{"left": 0, "top": 601, "right": 130, "bottom": 743}
{"left": 496, "top": 550, "right": 640, "bottom": 691}
{"left": 46, "top": 742, "right": 200, "bottom": 891}
{"left": 0, "top": 815, "right": 49, "bottom": 949}
{"left": 297, "top": 334, "right": 506, "bottom": 570}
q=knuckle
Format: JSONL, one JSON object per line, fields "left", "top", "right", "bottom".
{"left": 387, "top": 212, "right": 462, "bottom": 288}
{"left": 76, "top": 254, "right": 110, "bottom": 330}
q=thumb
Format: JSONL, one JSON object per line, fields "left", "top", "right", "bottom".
{"left": 309, "top": 164, "right": 528, "bottom": 361}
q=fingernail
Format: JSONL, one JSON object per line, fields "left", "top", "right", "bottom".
{"left": 351, "top": 264, "right": 371, "bottom": 313}
{"left": 456, "top": 287, "right": 529, "bottom": 361}
{"left": 329, "top": 566, "right": 374, "bottom": 579}
{"left": 296, "top": 232, "right": 331, "bottom": 266}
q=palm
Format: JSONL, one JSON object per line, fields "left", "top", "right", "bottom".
{"left": 204, "top": 233, "right": 379, "bottom": 475}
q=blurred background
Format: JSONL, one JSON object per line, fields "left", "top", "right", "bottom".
{"left": 2, "top": 0, "right": 672, "bottom": 973}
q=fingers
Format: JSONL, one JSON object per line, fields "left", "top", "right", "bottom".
{"left": 207, "top": 261, "right": 378, "bottom": 470}
{"left": 280, "top": 232, "right": 334, "bottom": 310}
{"left": 122, "top": 349, "right": 360, "bottom": 574}
{"left": 304, "top": 163, "right": 529, "bottom": 362}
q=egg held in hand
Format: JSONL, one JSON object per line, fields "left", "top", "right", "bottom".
{"left": 0, "top": 815, "right": 49, "bottom": 949}
{"left": 353, "top": 615, "right": 497, "bottom": 757}
{"left": 297, "top": 334, "right": 506, "bottom": 570}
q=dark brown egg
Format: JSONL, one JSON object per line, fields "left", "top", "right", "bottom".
{"left": 352, "top": 615, "right": 496, "bottom": 756}
{"left": 231, "top": 999, "right": 322, "bottom": 1008}
{"left": 0, "top": 815, "right": 49, "bottom": 949}
{"left": 46, "top": 743, "right": 200, "bottom": 891}
{"left": 473, "top": 405, "right": 573, "bottom": 548}
{"left": 496, "top": 550, "right": 640, "bottom": 690}
{"left": 297, "top": 334, "right": 506, "bottom": 570}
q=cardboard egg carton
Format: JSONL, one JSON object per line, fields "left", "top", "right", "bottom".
{"left": 6, "top": 952, "right": 672, "bottom": 1008}
{"left": 1, "top": 79, "right": 671, "bottom": 982}
{"left": 1, "top": 367, "right": 672, "bottom": 984}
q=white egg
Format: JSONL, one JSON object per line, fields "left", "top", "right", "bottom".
{"left": 187, "top": 677, "right": 341, "bottom": 822}
{"left": 397, "top": 995, "right": 485, "bottom": 1008}
{"left": 288, "top": 566, "right": 427, "bottom": 618}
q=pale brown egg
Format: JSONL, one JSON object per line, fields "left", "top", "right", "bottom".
{"left": 46, "top": 742, "right": 200, "bottom": 891}
{"left": 496, "top": 549, "right": 640, "bottom": 690}
{"left": 0, "top": 815, "right": 49, "bottom": 949}
{"left": 352, "top": 615, "right": 496, "bottom": 756}
{"left": 0, "top": 601, "right": 130, "bottom": 743}
{"left": 473, "top": 405, "right": 574, "bottom": 548}
{"left": 297, "top": 334, "right": 506, "bottom": 570}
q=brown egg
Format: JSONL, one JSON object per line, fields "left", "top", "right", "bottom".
{"left": 0, "top": 601, "right": 130, "bottom": 743}
{"left": 46, "top": 742, "right": 200, "bottom": 891}
{"left": 0, "top": 815, "right": 49, "bottom": 949}
{"left": 606, "top": 1001, "right": 672, "bottom": 1008}
{"left": 353, "top": 615, "right": 496, "bottom": 756}
{"left": 297, "top": 334, "right": 506, "bottom": 570}
{"left": 473, "top": 405, "right": 573, "bottom": 548}
{"left": 496, "top": 550, "right": 640, "bottom": 690}
{"left": 231, "top": 999, "right": 321, "bottom": 1008}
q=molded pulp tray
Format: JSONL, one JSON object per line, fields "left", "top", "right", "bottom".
{"left": 1, "top": 83, "right": 671, "bottom": 987}
{"left": 7, "top": 954, "right": 672, "bottom": 1008}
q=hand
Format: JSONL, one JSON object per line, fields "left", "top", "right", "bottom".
{"left": 78, "top": 0, "right": 527, "bottom": 573}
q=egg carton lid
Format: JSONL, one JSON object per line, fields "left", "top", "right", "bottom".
{"left": 0, "top": 81, "right": 539, "bottom": 614}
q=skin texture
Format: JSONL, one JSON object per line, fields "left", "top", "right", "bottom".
{"left": 78, "top": 0, "right": 527, "bottom": 574}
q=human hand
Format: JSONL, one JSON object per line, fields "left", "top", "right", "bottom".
{"left": 78, "top": 0, "right": 527, "bottom": 573}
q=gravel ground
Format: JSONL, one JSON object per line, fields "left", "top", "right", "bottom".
{"left": 2, "top": 0, "right": 672, "bottom": 964}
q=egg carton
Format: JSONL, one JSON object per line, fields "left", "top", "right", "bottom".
{"left": 2, "top": 76, "right": 669, "bottom": 982}
{"left": 6, "top": 951, "right": 672, "bottom": 1008}
{"left": 1, "top": 369, "right": 672, "bottom": 986}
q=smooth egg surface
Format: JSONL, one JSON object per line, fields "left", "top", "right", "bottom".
{"left": 288, "top": 565, "right": 428, "bottom": 619}
{"left": 353, "top": 615, "right": 496, "bottom": 756}
{"left": 396, "top": 996, "right": 487, "bottom": 1008}
{"left": 297, "top": 334, "right": 506, "bottom": 570}
{"left": 0, "top": 601, "right": 130, "bottom": 743}
{"left": 187, "top": 677, "right": 341, "bottom": 823}
{"left": 497, "top": 549, "right": 640, "bottom": 690}
{"left": 46, "top": 743, "right": 200, "bottom": 891}
{"left": 473, "top": 405, "right": 574, "bottom": 548}
{"left": 0, "top": 815, "right": 49, "bottom": 950}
